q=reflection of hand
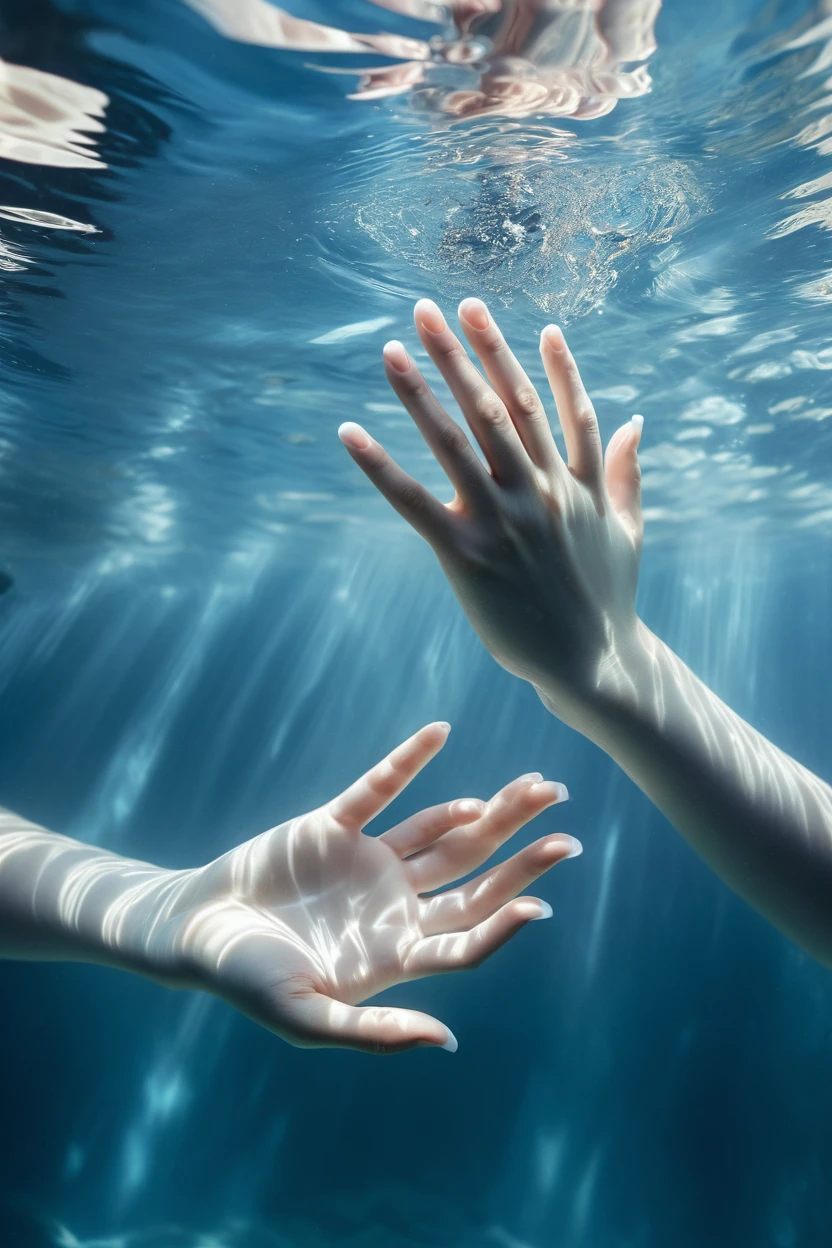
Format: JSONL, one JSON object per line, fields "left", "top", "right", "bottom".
{"left": 339, "top": 300, "right": 644, "bottom": 730}
{"left": 184, "top": 0, "right": 430, "bottom": 60}
{"left": 139, "top": 723, "right": 576, "bottom": 1053}
{"left": 345, "top": 61, "right": 428, "bottom": 103}
{"left": 185, "top": 0, "right": 657, "bottom": 121}
{"left": 440, "top": 0, "right": 658, "bottom": 121}
{"left": 441, "top": 61, "right": 651, "bottom": 121}
{"left": 370, "top": 0, "right": 500, "bottom": 22}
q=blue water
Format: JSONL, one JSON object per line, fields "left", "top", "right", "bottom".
{"left": 1, "top": 1, "right": 832, "bottom": 1244}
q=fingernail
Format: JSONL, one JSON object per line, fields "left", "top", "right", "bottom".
{"left": 415, "top": 298, "right": 446, "bottom": 335}
{"left": 440, "top": 1028, "right": 458, "bottom": 1053}
{"left": 436, "top": 721, "right": 451, "bottom": 733}
{"left": 459, "top": 297, "right": 490, "bottom": 331}
{"left": 631, "top": 413, "right": 644, "bottom": 442}
{"left": 519, "top": 772, "right": 544, "bottom": 784}
{"left": 565, "top": 836, "right": 583, "bottom": 858}
{"left": 338, "top": 422, "right": 371, "bottom": 451}
{"left": 383, "top": 340, "right": 411, "bottom": 374}
{"left": 531, "top": 901, "right": 553, "bottom": 921}
{"left": 530, "top": 780, "right": 570, "bottom": 803}
{"left": 542, "top": 325, "right": 565, "bottom": 352}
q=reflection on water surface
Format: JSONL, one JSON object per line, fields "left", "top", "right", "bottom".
{"left": 0, "top": 0, "right": 828, "bottom": 553}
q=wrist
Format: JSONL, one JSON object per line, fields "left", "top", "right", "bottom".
{"left": 95, "top": 863, "right": 200, "bottom": 988}
{"left": 0, "top": 815, "right": 199, "bottom": 986}
{"left": 52, "top": 854, "right": 196, "bottom": 987}
{"left": 535, "top": 617, "right": 659, "bottom": 737}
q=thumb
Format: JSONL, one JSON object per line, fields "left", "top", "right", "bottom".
{"left": 279, "top": 991, "right": 458, "bottom": 1055}
{"left": 604, "top": 414, "right": 643, "bottom": 543}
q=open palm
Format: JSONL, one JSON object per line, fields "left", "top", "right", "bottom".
{"left": 158, "top": 724, "right": 576, "bottom": 1053}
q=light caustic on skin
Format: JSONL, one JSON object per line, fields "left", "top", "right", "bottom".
{"left": 0, "top": 724, "right": 578, "bottom": 1054}
{"left": 184, "top": 0, "right": 659, "bottom": 120}
{"left": 340, "top": 297, "right": 832, "bottom": 969}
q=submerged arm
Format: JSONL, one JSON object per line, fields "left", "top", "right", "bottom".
{"left": 0, "top": 724, "right": 578, "bottom": 1051}
{"left": 340, "top": 298, "right": 832, "bottom": 967}
{"left": 563, "top": 625, "right": 832, "bottom": 963}
{"left": 0, "top": 808, "right": 180, "bottom": 975}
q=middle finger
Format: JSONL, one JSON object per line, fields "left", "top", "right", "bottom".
{"left": 414, "top": 298, "right": 532, "bottom": 486}
{"left": 404, "top": 773, "right": 568, "bottom": 893}
{"left": 419, "top": 832, "right": 581, "bottom": 937}
{"left": 458, "top": 297, "right": 562, "bottom": 473}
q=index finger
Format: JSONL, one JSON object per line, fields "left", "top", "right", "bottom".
{"left": 328, "top": 722, "right": 451, "bottom": 831}
{"left": 338, "top": 421, "right": 453, "bottom": 547}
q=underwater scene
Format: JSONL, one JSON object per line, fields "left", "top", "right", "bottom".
{"left": 1, "top": 0, "right": 832, "bottom": 1245}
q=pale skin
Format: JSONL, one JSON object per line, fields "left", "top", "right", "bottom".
{"left": 0, "top": 723, "right": 579, "bottom": 1053}
{"left": 339, "top": 297, "right": 832, "bottom": 968}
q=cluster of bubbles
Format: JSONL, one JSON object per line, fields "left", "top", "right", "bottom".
{"left": 348, "top": 129, "right": 706, "bottom": 321}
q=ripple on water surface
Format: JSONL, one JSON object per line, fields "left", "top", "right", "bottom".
{"left": 0, "top": 0, "right": 830, "bottom": 563}
{"left": 333, "top": 125, "right": 707, "bottom": 322}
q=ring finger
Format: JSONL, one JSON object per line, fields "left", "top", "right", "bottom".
{"left": 419, "top": 833, "right": 580, "bottom": 936}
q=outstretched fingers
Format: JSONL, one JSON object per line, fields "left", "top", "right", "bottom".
{"left": 414, "top": 299, "right": 532, "bottom": 486}
{"left": 419, "top": 832, "right": 581, "bottom": 936}
{"left": 281, "top": 992, "right": 457, "bottom": 1054}
{"left": 540, "top": 325, "right": 605, "bottom": 496}
{"left": 405, "top": 897, "right": 550, "bottom": 976}
{"left": 380, "top": 797, "right": 485, "bottom": 857}
{"left": 404, "top": 774, "right": 569, "bottom": 893}
{"left": 382, "top": 340, "right": 493, "bottom": 511}
{"left": 458, "top": 298, "right": 561, "bottom": 472}
{"left": 329, "top": 722, "right": 450, "bottom": 831}
{"left": 338, "top": 422, "right": 454, "bottom": 547}
{"left": 605, "top": 414, "right": 644, "bottom": 543}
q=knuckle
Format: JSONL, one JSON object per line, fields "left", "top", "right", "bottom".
{"left": 481, "top": 328, "right": 504, "bottom": 353}
{"left": 574, "top": 404, "right": 598, "bottom": 430}
{"left": 438, "top": 340, "right": 466, "bottom": 363}
{"left": 398, "top": 482, "right": 426, "bottom": 513}
{"left": 436, "top": 420, "right": 469, "bottom": 457}
{"left": 513, "top": 386, "right": 542, "bottom": 419}
{"left": 474, "top": 395, "right": 507, "bottom": 427}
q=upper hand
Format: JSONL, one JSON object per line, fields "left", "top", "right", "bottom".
{"left": 339, "top": 299, "right": 645, "bottom": 726}
{"left": 143, "top": 723, "right": 576, "bottom": 1054}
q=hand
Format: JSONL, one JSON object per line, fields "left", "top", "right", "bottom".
{"left": 338, "top": 299, "right": 645, "bottom": 729}
{"left": 140, "top": 724, "right": 576, "bottom": 1054}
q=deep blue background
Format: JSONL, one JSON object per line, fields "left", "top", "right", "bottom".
{"left": 0, "top": 1, "right": 831, "bottom": 1245}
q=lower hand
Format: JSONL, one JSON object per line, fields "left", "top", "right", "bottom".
{"left": 139, "top": 724, "right": 577, "bottom": 1054}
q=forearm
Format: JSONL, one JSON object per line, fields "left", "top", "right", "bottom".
{"left": 0, "top": 809, "right": 188, "bottom": 982}
{"left": 541, "top": 624, "right": 832, "bottom": 966}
